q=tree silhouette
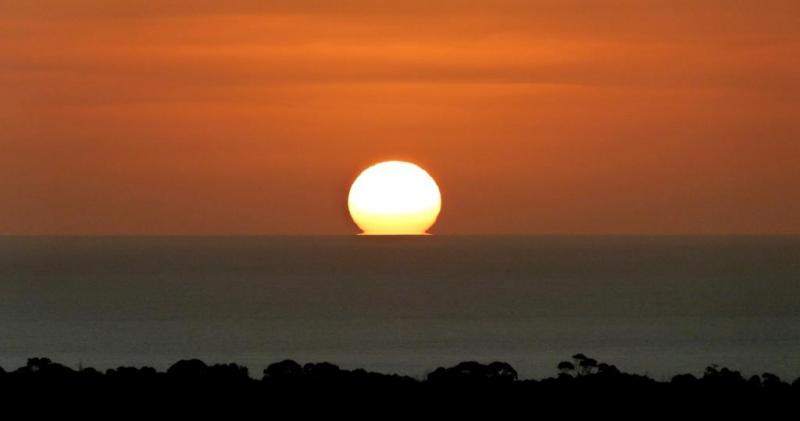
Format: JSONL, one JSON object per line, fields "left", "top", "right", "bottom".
{"left": 167, "top": 359, "right": 209, "bottom": 382}
{"left": 264, "top": 359, "right": 303, "bottom": 381}
{"left": 0, "top": 354, "right": 796, "bottom": 412}
{"left": 428, "top": 361, "right": 518, "bottom": 385}
{"left": 557, "top": 361, "right": 576, "bottom": 376}
{"left": 568, "top": 354, "right": 599, "bottom": 376}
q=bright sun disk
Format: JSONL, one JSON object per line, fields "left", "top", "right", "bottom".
{"left": 348, "top": 161, "right": 442, "bottom": 235}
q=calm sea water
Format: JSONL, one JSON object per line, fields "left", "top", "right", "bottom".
{"left": 0, "top": 236, "right": 798, "bottom": 380}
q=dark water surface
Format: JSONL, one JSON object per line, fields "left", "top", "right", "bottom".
{"left": 1, "top": 236, "right": 798, "bottom": 379}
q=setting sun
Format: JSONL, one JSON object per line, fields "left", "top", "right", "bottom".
{"left": 348, "top": 161, "right": 442, "bottom": 235}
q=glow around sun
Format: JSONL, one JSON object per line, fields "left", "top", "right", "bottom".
{"left": 348, "top": 161, "right": 442, "bottom": 235}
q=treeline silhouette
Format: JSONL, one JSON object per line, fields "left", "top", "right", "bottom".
{"left": 2, "top": 354, "right": 798, "bottom": 413}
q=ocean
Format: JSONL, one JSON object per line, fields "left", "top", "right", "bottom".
{"left": 0, "top": 236, "right": 798, "bottom": 380}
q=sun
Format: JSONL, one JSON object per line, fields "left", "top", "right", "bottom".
{"left": 348, "top": 161, "right": 442, "bottom": 235}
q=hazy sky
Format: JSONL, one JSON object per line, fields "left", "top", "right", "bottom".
{"left": 2, "top": 1, "right": 798, "bottom": 234}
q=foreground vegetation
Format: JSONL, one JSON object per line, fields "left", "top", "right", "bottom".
{"left": 2, "top": 354, "right": 798, "bottom": 412}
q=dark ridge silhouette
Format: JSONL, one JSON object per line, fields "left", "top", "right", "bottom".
{"left": 0, "top": 355, "right": 797, "bottom": 414}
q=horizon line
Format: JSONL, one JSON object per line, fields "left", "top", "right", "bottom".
{"left": 2, "top": 233, "right": 799, "bottom": 238}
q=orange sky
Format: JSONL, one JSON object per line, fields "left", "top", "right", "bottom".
{"left": 1, "top": 1, "right": 798, "bottom": 234}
